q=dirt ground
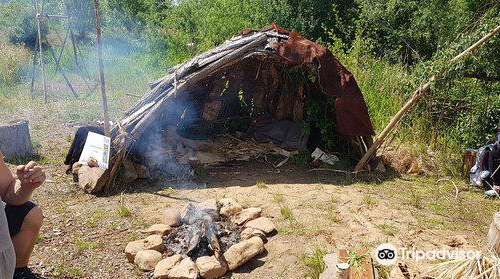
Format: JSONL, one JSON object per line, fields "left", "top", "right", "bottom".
{"left": 1, "top": 96, "right": 498, "bottom": 279}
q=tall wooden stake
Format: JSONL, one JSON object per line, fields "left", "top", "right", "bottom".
{"left": 35, "top": 0, "right": 47, "bottom": 102}
{"left": 355, "top": 23, "right": 500, "bottom": 171}
{"left": 94, "top": 0, "right": 111, "bottom": 136}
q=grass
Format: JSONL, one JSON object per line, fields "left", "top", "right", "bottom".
{"left": 75, "top": 238, "right": 98, "bottom": 252}
{"left": 376, "top": 223, "right": 398, "bottom": 236}
{"left": 117, "top": 205, "right": 133, "bottom": 217}
{"left": 87, "top": 209, "right": 106, "bottom": 228}
{"left": 280, "top": 205, "right": 294, "bottom": 223}
{"left": 362, "top": 195, "right": 377, "bottom": 207}
{"left": 273, "top": 193, "right": 285, "bottom": 203}
{"left": 300, "top": 249, "right": 326, "bottom": 279}
{"left": 256, "top": 181, "right": 268, "bottom": 189}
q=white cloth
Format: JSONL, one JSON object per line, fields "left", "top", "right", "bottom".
{"left": 0, "top": 197, "right": 15, "bottom": 279}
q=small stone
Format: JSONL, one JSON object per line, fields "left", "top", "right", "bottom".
{"left": 168, "top": 257, "right": 198, "bottom": 279}
{"left": 244, "top": 217, "right": 276, "bottom": 234}
{"left": 143, "top": 235, "right": 164, "bottom": 252}
{"left": 218, "top": 198, "right": 242, "bottom": 218}
{"left": 223, "top": 237, "right": 265, "bottom": 270}
{"left": 134, "top": 163, "right": 150, "bottom": 179}
{"left": 134, "top": 250, "right": 162, "bottom": 271}
{"left": 240, "top": 227, "right": 266, "bottom": 242}
{"left": 86, "top": 156, "right": 99, "bottom": 168}
{"left": 154, "top": 255, "right": 184, "bottom": 279}
{"left": 195, "top": 256, "right": 227, "bottom": 279}
{"left": 141, "top": 224, "right": 171, "bottom": 236}
{"left": 125, "top": 239, "right": 146, "bottom": 262}
{"left": 163, "top": 208, "right": 182, "bottom": 227}
{"left": 231, "top": 207, "right": 262, "bottom": 225}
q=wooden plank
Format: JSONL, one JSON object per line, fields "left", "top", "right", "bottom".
{"left": 338, "top": 249, "right": 375, "bottom": 279}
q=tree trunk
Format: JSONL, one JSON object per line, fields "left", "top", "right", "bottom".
{"left": 0, "top": 120, "right": 35, "bottom": 161}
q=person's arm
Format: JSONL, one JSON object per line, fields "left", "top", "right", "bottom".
{"left": 0, "top": 149, "right": 46, "bottom": 205}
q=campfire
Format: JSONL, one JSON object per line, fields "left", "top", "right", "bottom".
{"left": 125, "top": 198, "right": 276, "bottom": 279}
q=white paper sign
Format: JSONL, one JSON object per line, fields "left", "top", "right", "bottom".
{"left": 78, "top": 132, "right": 111, "bottom": 169}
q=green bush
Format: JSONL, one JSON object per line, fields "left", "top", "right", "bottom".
{"left": 0, "top": 43, "right": 30, "bottom": 86}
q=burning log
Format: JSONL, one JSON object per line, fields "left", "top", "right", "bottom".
{"left": 186, "top": 213, "right": 221, "bottom": 259}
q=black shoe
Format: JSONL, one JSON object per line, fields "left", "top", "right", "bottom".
{"left": 13, "top": 267, "right": 42, "bottom": 279}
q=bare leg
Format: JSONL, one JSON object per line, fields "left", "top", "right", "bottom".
{"left": 11, "top": 206, "right": 43, "bottom": 268}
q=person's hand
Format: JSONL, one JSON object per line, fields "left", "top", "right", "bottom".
{"left": 16, "top": 161, "right": 46, "bottom": 189}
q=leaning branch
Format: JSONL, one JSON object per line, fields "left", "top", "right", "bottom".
{"left": 355, "top": 23, "right": 500, "bottom": 171}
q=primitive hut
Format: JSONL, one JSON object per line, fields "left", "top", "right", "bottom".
{"left": 105, "top": 24, "right": 374, "bottom": 188}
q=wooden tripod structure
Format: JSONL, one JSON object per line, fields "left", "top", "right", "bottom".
{"left": 30, "top": 0, "right": 95, "bottom": 102}
{"left": 355, "top": 23, "right": 500, "bottom": 172}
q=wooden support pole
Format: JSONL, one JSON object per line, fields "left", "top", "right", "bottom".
{"left": 47, "top": 44, "right": 78, "bottom": 98}
{"left": 34, "top": 0, "right": 47, "bottom": 102}
{"left": 355, "top": 23, "right": 500, "bottom": 172}
{"left": 94, "top": 0, "right": 111, "bottom": 136}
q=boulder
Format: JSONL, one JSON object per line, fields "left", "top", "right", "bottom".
{"left": 153, "top": 255, "right": 184, "bottom": 279}
{"left": 218, "top": 198, "right": 242, "bottom": 218}
{"left": 134, "top": 250, "right": 162, "bottom": 271}
{"left": 124, "top": 235, "right": 164, "bottom": 262}
{"left": 134, "top": 163, "right": 150, "bottom": 179}
{"left": 125, "top": 239, "right": 146, "bottom": 262}
{"left": 141, "top": 224, "right": 171, "bottom": 236}
{"left": 195, "top": 256, "right": 227, "bottom": 279}
{"left": 223, "top": 237, "right": 265, "bottom": 270}
{"left": 168, "top": 257, "right": 199, "bottom": 279}
{"left": 78, "top": 165, "right": 108, "bottom": 194}
{"left": 163, "top": 208, "right": 182, "bottom": 227}
{"left": 231, "top": 207, "right": 262, "bottom": 225}
{"left": 143, "top": 235, "right": 164, "bottom": 252}
{"left": 123, "top": 160, "right": 139, "bottom": 182}
{"left": 244, "top": 217, "right": 276, "bottom": 234}
{"left": 240, "top": 227, "right": 266, "bottom": 242}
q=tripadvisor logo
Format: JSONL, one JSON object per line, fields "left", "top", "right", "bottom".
{"left": 375, "top": 243, "right": 482, "bottom": 266}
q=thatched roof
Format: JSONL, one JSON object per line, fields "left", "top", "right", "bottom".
{"left": 105, "top": 24, "right": 374, "bottom": 189}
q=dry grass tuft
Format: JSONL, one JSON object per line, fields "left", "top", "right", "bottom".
{"left": 426, "top": 252, "right": 500, "bottom": 278}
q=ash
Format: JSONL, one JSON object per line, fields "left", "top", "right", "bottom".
{"left": 164, "top": 218, "right": 242, "bottom": 259}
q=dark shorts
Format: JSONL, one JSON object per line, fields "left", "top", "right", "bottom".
{"left": 5, "top": 201, "right": 36, "bottom": 237}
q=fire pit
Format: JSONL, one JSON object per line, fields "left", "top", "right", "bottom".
{"left": 125, "top": 198, "right": 276, "bottom": 279}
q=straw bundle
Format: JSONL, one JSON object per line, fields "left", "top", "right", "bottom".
{"left": 426, "top": 253, "right": 500, "bottom": 279}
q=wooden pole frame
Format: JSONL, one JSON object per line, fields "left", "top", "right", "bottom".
{"left": 34, "top": 0, "right": 47, "bottom": 102}
{"left": 355, "top": 23, "right": 500, "bottom": 171}
{"left": 94, "top": 0, "right": 111, "bottom": 136}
